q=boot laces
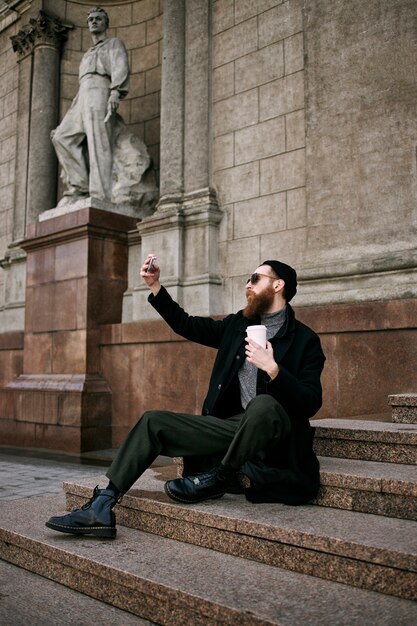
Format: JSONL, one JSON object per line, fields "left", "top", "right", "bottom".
{"left": 74, "top": 486, "right": 121, "bottom": 512}
{"left": 78, "top": 486, "right": 100, "bottom": 511}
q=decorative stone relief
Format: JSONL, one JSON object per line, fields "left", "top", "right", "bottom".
{"left": 11, "top": 10, "right": 69, "bottom": 57}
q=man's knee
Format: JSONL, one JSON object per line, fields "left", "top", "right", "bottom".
{"left": 140, "top": 410, "right": 159, "bottom": 426}
{"left": 246, "top": 395, "right": 291, "bottom": 437}
{"left": 247, "top": 394, "right": 283, "bottom": 417}
{"left": 140, "top": 410, "right": 171, "bottom": 431}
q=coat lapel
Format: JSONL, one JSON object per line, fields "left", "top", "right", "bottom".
{"left": 222, "top": 317, "right": 248, "bottom": 380}
{"left": 270, "top": 332, "right": 294, "bottom": 363}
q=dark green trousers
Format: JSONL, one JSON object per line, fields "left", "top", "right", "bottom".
{"left": 106, "top": 394, "right": 291, "bottom": 494}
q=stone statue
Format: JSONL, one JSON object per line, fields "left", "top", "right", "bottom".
{"left": 51, "top": 6, "right": 158, "bottom": 216}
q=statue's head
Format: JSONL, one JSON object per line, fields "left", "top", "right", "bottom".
{"left": 87, "top": 7, "right": 109, "bottom": 28}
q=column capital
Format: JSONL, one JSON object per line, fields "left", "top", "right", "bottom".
{"left": 11, "top": 10, "right": 71, "bottom": 59}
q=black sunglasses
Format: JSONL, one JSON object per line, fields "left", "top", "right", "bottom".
{"left": 246, "top": 272, "right": 277, "bottom": 285}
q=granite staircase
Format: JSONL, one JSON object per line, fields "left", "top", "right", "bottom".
{"left": 1, "top": 395, "right": 416, "bottom": 624}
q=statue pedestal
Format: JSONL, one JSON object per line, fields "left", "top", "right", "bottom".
{"left": 39, "top": 195, "right": 149, "bottom": 221}
{"left": 0, "top": 207, "right": 136, "bottom": 453}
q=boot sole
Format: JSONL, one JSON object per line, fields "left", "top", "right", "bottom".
{"left": 45, "top": 521, "right": 116, "bottom": 538}
{"left": 164, "top": 482, "right": 225, "bottom": 504}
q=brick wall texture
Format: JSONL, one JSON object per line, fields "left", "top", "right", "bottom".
{"left": 0, "top": 11, "right": 19, "bottom": 300}
{"left": 212, "top": 0, "right": 306, "bottom": 312}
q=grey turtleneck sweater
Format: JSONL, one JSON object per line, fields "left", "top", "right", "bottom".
{"left": 238, "top": 306, "right": 287, "bottom": 409}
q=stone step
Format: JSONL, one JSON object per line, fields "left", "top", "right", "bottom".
{"left": 0, "top": 560, "right": 154, "bottom": 625}
{"left": 166, "top": 453, "right": 417, "bottom": 520}
{"left": 1, "top": 495, "right": 416, "bottom": 626}
{"left": 315, "top": 456, "right": 417, "bottom": 520}
{"left": 61, "top": 471, "right": 417, "bottom": 601}
{"left": 313, "top": 419, "right": 417, "bottom": 464}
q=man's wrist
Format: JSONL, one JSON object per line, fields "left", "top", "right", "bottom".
{"left": 267, "top": 362, "right": 279, "bottom": 381}
{"left": 149, "top": 282, "right": 161, "bottom": 297}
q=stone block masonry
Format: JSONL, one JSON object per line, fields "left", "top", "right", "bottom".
{"left": 212, "top": 1, "right": 307, "bottom": 313}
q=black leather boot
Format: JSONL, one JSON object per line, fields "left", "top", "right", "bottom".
{"left": 45, "top": 486, "right": 118, "bottom": 538}
{"left": 164, "top": 465, "right": 235, "bottom": 504}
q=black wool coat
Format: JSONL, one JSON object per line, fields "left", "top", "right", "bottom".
{"left": 150, "top": 286, "right": 326, "bottom": 505}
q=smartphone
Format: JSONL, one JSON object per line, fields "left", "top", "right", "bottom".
{"left": 147, "top": 256, "right": 156, "bottom": 273}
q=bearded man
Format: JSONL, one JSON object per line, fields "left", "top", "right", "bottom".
{"left": 46, "top": 257, "right": 326, "bottom": 538}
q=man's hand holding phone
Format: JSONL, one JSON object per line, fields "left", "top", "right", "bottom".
{"left": 141, "top": 254, "right": 161, "bottom": 295}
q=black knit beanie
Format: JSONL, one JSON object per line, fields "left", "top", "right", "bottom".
{"left": 262, "top": 260, "right": 297, "bottom": 302}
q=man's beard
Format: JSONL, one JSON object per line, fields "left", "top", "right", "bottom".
{"left": 243, "top": 284, "right": 275, "bottom": 319}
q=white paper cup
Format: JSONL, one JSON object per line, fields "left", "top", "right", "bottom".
{"left": 246, "top": 325, "right": 267, "bottom": 347}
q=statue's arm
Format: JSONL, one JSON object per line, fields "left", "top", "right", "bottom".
{"left": 108, "top": 38, "right": 129, "bottom": 99}
{"left": 104, "top": 38, "right": 130, "bottom": 121}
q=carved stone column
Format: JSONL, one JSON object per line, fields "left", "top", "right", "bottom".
{"left": 11, "top": 11, "right": 70, "bottom": 227}
{"left": 159, "top": 0, "right": 185, "bottom": 199}
{"left": 184, "top": 0, "right": 210, "bottom": 193}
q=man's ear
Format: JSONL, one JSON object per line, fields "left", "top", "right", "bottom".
{"left": 275, "top": 278, "right": 284, "bottom": 292}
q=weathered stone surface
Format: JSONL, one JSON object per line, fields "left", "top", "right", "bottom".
{"left": 260, "top": 148, "right": 305, "bottom": 194}
{"left": 389, "top": 394, "right": 417, "bottom": 408}
{"left": 258, "top": 1, "right": 303, "bottom": 47}
{"left": 235, "top": 116, "right": 285, "bottom": 165}
{"left": 284, "top": 31, "right": 304, "bottom": 74}
{"left": 260, "top": 71, "right": 304, "bottom": 120}
{"left": 213, "top": 17, "right": 258, "bottom": 67}
{"left": 234, "top": 42, "right": 284, "bottom": 92}
{"left": 212, "top": 61, "right": 234, "bottom": 102}
{"left": 304, "top": 0, "right": 417, "bottom": 275}
{"left": 214, "top": 162, "right": 260, "bottom": 205}
{"left": 391, "top": 407, "right": 417, "bottom": 425}
{"left": 213, "top": 89, "right": 259, "bottom": 136}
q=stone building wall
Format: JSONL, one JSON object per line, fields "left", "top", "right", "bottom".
{"left": 2, "top": 0, "right": 415, "bottom": 322}
{"left": 211, "top": 0, "right": 417, "bottom": 312}
{"left": 301, "top": 0, "right": 417, "bottom": 305}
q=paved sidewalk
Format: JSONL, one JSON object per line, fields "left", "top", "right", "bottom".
{"left": 0, "top": 448, "right": 110, "bottom": 501}
{"left": 0, "top": 448, "right": 173, "bottom": 501}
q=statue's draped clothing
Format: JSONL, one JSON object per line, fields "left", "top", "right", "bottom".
{"left": 52, "top": 37, "right": 129, "bottom": 201}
